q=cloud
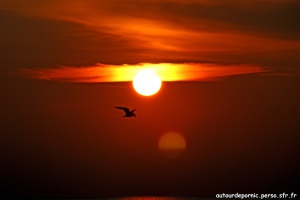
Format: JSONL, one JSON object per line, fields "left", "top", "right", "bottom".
{"left": 2, "top": 0, "right": 300, "bottom": 38}
{"left": 20, "top": 63, "right": 267, "bottom": 82}
{"left": 1, "top": 0, "right": 300, "bottom": 69}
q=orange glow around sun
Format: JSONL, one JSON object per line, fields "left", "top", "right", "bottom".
{"left": 21, "top": 63, "right": 266, "bottom": 83}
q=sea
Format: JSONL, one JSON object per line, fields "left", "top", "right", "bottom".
{"left": 73, "top": 197, "right": 214, "bottom": 200}
{"left": 64, "top": 197, "right": 234, "bottom": 200}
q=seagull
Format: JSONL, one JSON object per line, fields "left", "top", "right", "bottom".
{"left": 115, "top": 107, "right": 137, "bottom": 117}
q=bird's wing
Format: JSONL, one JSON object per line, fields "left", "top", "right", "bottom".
{"left": 131, "top": 109, "right": 137, "bottom": 113}
{"left": 115, "top": 106, "right": 130, "bottom": 114}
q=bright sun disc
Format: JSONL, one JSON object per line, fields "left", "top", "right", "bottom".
{"left": 133, "top": 69, "right": 162, "bottom": 96}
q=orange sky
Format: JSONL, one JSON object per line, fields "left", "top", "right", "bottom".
{"left": 1, "top": 0, "right": 300, "bottom": 198}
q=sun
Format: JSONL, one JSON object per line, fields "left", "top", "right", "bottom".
{"left": 133, "top": 69, "right": 162, "bottom": 96}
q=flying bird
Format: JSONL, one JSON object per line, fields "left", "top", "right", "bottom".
{"left": 115, "top": 107, "right": 137, "bottom": 117}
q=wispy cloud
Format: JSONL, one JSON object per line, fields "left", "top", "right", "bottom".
{"left": 1, "top": 0, "right": 300, "bottom": 71}
{"left": 21, "top": 63, "right": 266, "bottom": 82}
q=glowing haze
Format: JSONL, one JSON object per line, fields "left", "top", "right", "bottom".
{"left": 21, "top": 63, "right": 266, "bottom": 82}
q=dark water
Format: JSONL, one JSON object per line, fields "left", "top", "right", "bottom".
{"left": 86, "top": 197, "right": 214, "bottom": 200}
{"left": 117, "top": 197, "right": 207, "bottom": 200}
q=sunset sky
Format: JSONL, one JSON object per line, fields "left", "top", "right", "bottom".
{"left": 1, "top": 0, "right": 300, "bottom": 198}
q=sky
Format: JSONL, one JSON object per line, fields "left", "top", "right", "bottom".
{"left": 1, "top": 0, "right": 300, "bottom": 198}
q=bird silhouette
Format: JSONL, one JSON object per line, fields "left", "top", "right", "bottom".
{"left": 115, "top": 107, "right": 137, "bottom": 117}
